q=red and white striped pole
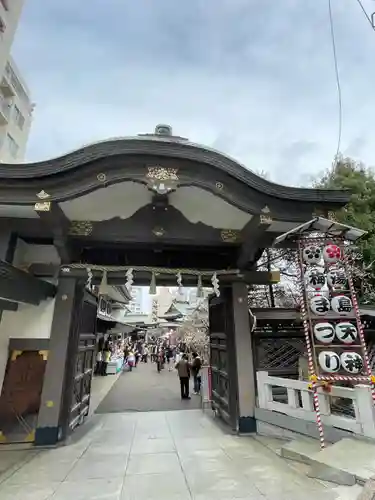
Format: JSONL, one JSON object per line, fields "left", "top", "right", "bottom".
{"left": 296, "top": 240, "right": 326, "bottom": 449}
{"left": 342, "top": 247, "right": 375, "bottom": 404}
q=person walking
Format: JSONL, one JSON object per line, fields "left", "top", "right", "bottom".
{"left": 175, "top": 354, "right": 191, "bottom": 400}
{"left": 191, "top": 352, "right": 202, "bottom": 395}
{"left": 166, "top": 346, "right": 173, "bottom": 371}
{"left": 142, "top": 345, "right": 149, "bottom": 363}
{"left": 95, "top": 349, "right": 102, "bottom": 375}
{"left": 127, "top": 350, "right": 135, "bottom": 371}
{"left": 101, "top": 343, "right": 111, "bottom": 376}
{"left": 135, "top": 348, "right": 141, "bottom": 367}
{"left": 157, "top": 347, "right": 165, "bottom": 373}
{"left": 151, "top": 344, "right": 158, "bottom": 363}
{"left": 123, "top": 343, "right": 129, "bottom": 359}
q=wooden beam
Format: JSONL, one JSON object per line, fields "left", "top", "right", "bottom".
{"left": 237, "top": 214, "right": 273, "bottom": 269}
{"left": 0, "top": 298, "right": 18, "bottom": 311}
{"left": 34, "top": 202, "right": 75, "bottom": 263}
{"left": 251, "top": 308, "right": 300, "bottom": 321}
{"left": 0, "top": 217, "right": 52, "bottom": 239}
{"left": 0, "top": 260, "right": 56, "bottom": 305}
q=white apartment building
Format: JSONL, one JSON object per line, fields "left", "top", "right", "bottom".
{"left": 127, "top": 287, "right": 144, "bottom": 314}
{"left": 0, "top": 0, "right": 33, "bottom": 162}
{"left": 154, "top": 287, "right": 211, "bottom": 317}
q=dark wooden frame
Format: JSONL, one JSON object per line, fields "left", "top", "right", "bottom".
{"left": 209, "top": 288, "right": 239, "bottom": 429}
{"left": 0, "top": 259, "right": 56, "bottom": 305}
{"left": 59, "top": 286, "right": 97, "bottom": 440}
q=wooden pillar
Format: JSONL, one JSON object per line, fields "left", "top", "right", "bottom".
{"left": 0, "top": 230, "right": 17, "bottom": 263}
{"left": 35, "top": 276, "right": 82, "bottom": 446}
{"left": 232, "top": 282, "right": 257, "bottom": 433}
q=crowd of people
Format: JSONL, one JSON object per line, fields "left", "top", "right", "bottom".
{"left": 95, "top": 337, "right": 203, "bottom": 400}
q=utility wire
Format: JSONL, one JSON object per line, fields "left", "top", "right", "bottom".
{"left": 328, "top": 0, "right": 343, "bottom": 168}
{"left": 355, "top": 0, "right": 375, "bottom": 31}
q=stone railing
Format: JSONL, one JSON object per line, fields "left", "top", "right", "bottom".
{"left": 257, "top": 371, "right": 375, "bottom": 439}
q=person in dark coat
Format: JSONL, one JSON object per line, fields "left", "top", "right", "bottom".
{"left": 175, "top": 354, "right": 191, "bottom": 400}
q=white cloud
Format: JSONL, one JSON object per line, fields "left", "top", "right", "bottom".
{"left": 11, "top": 0, "right": 375, "bottom": 186}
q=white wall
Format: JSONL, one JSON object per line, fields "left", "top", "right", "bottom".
{"left": 0, "top": 298, "right": 56, "bottom": 392}
{"left": 13, "top": 241, "right": 60, "bottom": 267}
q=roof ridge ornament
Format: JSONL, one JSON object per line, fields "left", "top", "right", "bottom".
{"left": 37, "top": 190, "right": 50, "bottom": 199}
{"left": 155, "top": 124, "right": 172, "bottom": 136}
{"left": 138, "top": 124, "right": 188, "bottom": 141}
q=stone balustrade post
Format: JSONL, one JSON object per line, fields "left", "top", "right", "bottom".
{"left": 355, "top": 384, "right": 375, "bottom": 439}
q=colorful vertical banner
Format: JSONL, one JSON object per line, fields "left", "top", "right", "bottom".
{"left": 297, "top": 236, "right": 374, "bottom": 448}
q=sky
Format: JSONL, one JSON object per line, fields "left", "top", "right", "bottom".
{"left": 11, "top": 0, "right": 375, "bottom": 186}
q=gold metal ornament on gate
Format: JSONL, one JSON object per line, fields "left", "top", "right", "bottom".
{"left": 146, "top": 166, "right": 179, "bottom": 181}
{"left": 34, "top": 201, "right": 51, "bottom": 212}
{"left": 11, "top": 350, "right": 23, "bottom": 361}
{"left": 69, "top": 221, "right": 93, "bottom": 236}
{"left": 152, "top": 227, "right": 165, "bottom": 237}
{"left": 220, "top": 230, "right": 240, "bottom": 243}
{"left": 260, "top": 214, "right": 272, "bottom": 224}
{"left": 97, "top": 173, "right": 107, "bottom": 182}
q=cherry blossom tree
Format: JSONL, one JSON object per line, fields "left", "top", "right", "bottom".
{"left": 177, "top": 306, "right": 209, "bottom": 363}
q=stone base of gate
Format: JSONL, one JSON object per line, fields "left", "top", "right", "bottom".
{"left": 34, "top": 372, "right": 121, "bottom": 447}
{"left": 34, "top": 426, "right": 60, "bottom": 447}
{"left": 238, "top": 416, "right": 257, "bottom": 434}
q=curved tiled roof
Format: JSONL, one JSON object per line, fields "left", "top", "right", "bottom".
{"left": 0, "top": 134, "right": 349, "bottom": 204}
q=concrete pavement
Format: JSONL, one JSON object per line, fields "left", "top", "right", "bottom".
{"left": 96, "top": 359, "right": 201, "bottom": 413}
{"left": 0, "top": 360, "right": 363, "bottom": 499}
{"left": 0, "top": 409, "right": 362, "bottom": 499}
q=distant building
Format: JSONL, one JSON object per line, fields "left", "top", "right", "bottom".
{"left": 155, "top": 287, "right": 210, "bottom": 318}
{"left": 128, "top": 286, "right": 143, "bottom": 314}
{"left": 187, "top": 288, "right": 211, "bottom": 307}
{"left": 0, "top": 1, "right": 33, "bottom": 162}
{"left": 154, "top": 287, "right": 174, "bottom": 317}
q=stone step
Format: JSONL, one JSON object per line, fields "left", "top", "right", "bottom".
{"left": 281, "top": 436, "right": 323, "bottom": 464}
{"left": 253, "top": 434, "right": 289, "bottom": 455}
{"left": 271, "top": 437, "right": 365, "bottom": 497}
{"left": 306, "top": 438, "right": 375, "bottom": 487}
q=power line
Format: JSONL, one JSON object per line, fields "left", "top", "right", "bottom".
{"left": 355, "top": 0, "right": 375, "bottom": 31}
{"left": 328, "top": 0, "right": 343, "bottom": 167}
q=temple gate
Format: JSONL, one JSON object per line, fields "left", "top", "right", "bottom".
{"left": 0, "top": 125, "right": 350, "bottom": 444}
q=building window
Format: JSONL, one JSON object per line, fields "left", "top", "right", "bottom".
{"left": 7, "top": 134, "right": 18, "bottom": 157}
{"left": 13, "top": 105, "right": 25, "bottom": 129}
{"left": 0, "top": 1, "right": 8, "bottom": 11}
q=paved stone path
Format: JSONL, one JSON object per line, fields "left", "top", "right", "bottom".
{"left": 0, "top": 409, "right": 361, "bottom": 499}
{"left": 0, "top": 361, "right": 362, "bottom": 499}
{"left": 96, "top": 360, "right": 201, "bottom": 413}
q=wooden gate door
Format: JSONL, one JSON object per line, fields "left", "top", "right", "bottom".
{"left": 0, "top": 351, "right": 47, "bottom": 443}
{"left": 60, "top": 287, "right": 97, "bottom": 438}
{"left": 208, "top": 286, "right": 238, "bottom": 430}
